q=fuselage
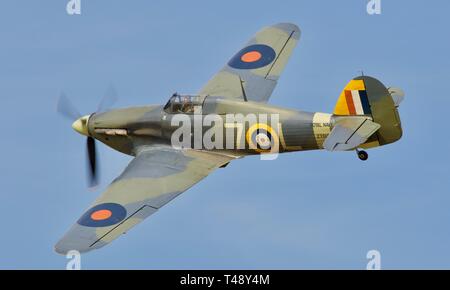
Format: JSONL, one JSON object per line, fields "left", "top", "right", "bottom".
{"left": 86, "top": 96, "right": 333, "bottom": 157}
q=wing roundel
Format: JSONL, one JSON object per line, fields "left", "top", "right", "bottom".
{"left": 199, "top": 23, "right": 301, "bottom": 103}
{"left": 55, "top": 146, "right": 234, "bottom": 254}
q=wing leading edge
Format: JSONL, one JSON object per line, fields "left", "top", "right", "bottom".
{"left": 199, "top": 23, "right": 300, "bottom": 103}
{"left": 55, "top": 147, "right": 234, "bottom": 254}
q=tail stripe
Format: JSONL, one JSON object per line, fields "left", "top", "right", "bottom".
{"left": 351, "top": 90, "right": 364, "bottom": 115}
{"left": 344, "top": 90, "right": 356, "bottom": 114}
{"left": 334, "top": 80, "right": 372, "bottom": 116}
{"left": 359, "top": 90, "right": 372, "bottom": 114}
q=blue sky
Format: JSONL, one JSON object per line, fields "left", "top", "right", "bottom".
{"left": 1, "top": 0, "right": 449, "bottom": 269}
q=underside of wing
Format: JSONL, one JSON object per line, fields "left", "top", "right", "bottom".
{"left": 199, "top": 23, "right": 300, "bottom": 103}
{"left": 324, "top": 117, "right": 381, "bottom": 151}
{"left": 55, "top": 147, "right": 234, "bottom": 254}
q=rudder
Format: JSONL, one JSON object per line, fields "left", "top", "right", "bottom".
{"left": 333, "top": 76, "right": 403, "bottom": 147}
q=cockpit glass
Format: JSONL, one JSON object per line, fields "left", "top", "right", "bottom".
{"left": 164, "top": 94, "right": 204, "bottom": 114}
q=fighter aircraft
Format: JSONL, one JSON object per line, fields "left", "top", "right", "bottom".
{"left": 55, "top": 23, "right": 404, "bottom": 254}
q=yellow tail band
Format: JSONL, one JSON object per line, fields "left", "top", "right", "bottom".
{"left": 333, "top": 79, "right": 372, "bottom": 116}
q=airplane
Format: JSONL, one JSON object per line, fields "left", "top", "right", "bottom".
{"left": 55, "top": 23, "right": 404, "bottom": 254}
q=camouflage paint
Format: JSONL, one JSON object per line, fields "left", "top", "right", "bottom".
{"left": 55, "top": 23, "right": 403, "bottom": 254}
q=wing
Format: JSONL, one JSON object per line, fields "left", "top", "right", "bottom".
{"left": 324, "top": 117, "right": 381, "bottom": 151}
{"left": 55, "top": 146, "right": 234, "bottom": 254}
{"left": 198, "top": 23, "right": 300, "bottom": 103}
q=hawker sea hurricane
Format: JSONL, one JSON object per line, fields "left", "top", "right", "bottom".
{"left": 55, "top": 23, "right": 404, "bottom": 253}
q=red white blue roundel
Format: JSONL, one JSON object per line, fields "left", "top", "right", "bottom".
{"left": 250, "top": 128, "right": 273, "bottom": 150}
{"left": 228, "top": 44, "right": 276, "bottom": 69}
{"left": 77, "top": 203, "right": 127, "bottom": 227}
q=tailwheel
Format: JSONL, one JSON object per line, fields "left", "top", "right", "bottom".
{"left": 356, "top": 149, "right": 368, "bottom": 161}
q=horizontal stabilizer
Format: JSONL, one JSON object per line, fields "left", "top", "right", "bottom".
{"left": 388, "top": 87, "right": 405, "bottom": 107}
{"left": 324, "top": 117, "right": 380, "bottom": 151}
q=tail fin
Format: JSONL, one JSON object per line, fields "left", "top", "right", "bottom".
{"left": 334, "top": 79, "right": 372, "bottom": 116}
{"left": 333, "top": 76, "right": 403, "bottom": 147}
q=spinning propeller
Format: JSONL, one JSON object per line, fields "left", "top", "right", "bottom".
{"left": 56, "top": 86, "right": 118, "bottom": 188}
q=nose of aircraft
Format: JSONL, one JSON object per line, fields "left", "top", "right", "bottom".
{"left": 72, "top": 115, "right": 90, "bottom": 136}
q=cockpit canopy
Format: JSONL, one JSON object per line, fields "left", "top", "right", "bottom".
{"left": 163, "top": 93, "right": 205, "bottom": 114}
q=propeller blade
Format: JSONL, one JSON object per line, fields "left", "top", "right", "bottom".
{"left": 86, "top": 136, "right": 98, "bottom": 188}
{"left": 56, "top": 92, "right": 81, "bottom": 121}
{"left": 96, "top": 84, "right": 118, "bottom": 113}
